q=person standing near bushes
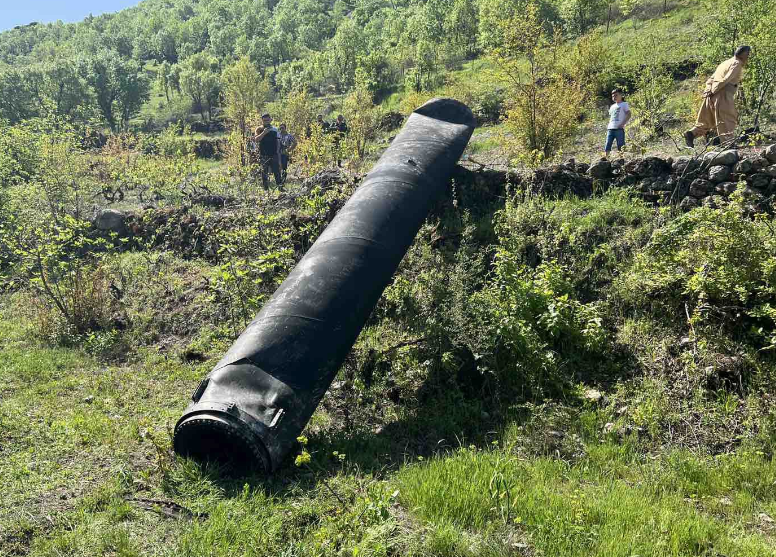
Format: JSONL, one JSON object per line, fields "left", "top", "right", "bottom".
{"left": 255, "top": 113, "right": 283, "bottom": 189}
{"left": 278, "top": 123, "right": 297, "bottom": 182}
{"left": 684, "top": 46, "right": 751, "bottom": 148}
{"left": 604, "top": 89, "right": 631, "bottom": 159}
{"left": 334, "top": 114, "right": 348, "bottom": 167}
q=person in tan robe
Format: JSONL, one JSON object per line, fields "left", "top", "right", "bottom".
{"left": 684, "top": 46, "right": 751, "bottom": 148}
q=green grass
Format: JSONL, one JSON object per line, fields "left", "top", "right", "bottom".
{"left": 4, "top": 189, "right": 776, "bottom": 554}
{"left": 5, "top": 295, "right": 776, "bottom": 556}
{"left": 604, "top": 2, "right": 703, "bottom": 66}
{"left": 3, "top": 3, "right": 776, "bottom": 551}
{"left": 399, "top": 442, "right": 776, "bottom": 556}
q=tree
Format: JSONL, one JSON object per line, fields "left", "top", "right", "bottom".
{"left": 115, "top": 64, "right": 152, "bottom": 130}
{"left": 277, "top": 88, "right": 316, "bottom": 141}
{"left": 82, "top": 50, "right": 150, "bottom": 132}
{"left": 158, "top": 61, "right": 171, "bottom": 102}
{"left": 222, "top": 57, "right": 269, "bottom": 143}
{"left": 444, "top": 0, "right": 479, "bottom": 59}
{"left": 560, "top": 0, "right": 607, "bottom": 36}
{"left": 0, "top": 68, "right": 37, "bottom": 123}
{"left": 168, "top": 63, "right": 182, "bottom": 96}
{"left": 35, "top": 60, "right": 92, "bottom": 119}
{"left": 180, "top": 52, "right": 221, "bottom": 121}
{"left": 491, "top": 3, "right": 583, "bottom": 163}
{"left": 478, "top": 0, "right": 560, "bottom": 51}
{"left": 744, "top": 10, "right": 776, "bottom": 129}
{"left": 343, "top": 86, "right": 380, "bottom": 159}
{"left": 565, "top": 30, "right": 616, "bottom": 104}
{"left": 325, "top": 19, "right": 365, "bottom": 92}
{"left": 605, "top": 0, "right": 616, "bottom": 33}
{"left": 619, "top": 0, "right": 641, "bottom": 30}
{"left": 355, "top": 50, "right": 393, "bottom": 99}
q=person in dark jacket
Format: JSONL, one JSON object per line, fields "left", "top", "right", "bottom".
{"left": 318, "top": 114, "right": 331, "bottom": 134}
{"left": 334, "top": 114, "right": 348, "bottom": 167}
{"left": 256, "top": 113, "right": 282, "bottom": 188}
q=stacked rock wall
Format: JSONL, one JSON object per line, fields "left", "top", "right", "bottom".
{"left": 459, "top": 144, "right": 776, "bottom": 212}
{"left": 584, "top": 144, "right": 776, "bottom": 211}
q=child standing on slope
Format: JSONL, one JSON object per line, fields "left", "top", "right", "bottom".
{"left": 604, "top": 89, "right": 631, "bottom": 158}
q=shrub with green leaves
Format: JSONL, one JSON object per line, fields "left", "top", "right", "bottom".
{"left": 497, "top": 189, "right": 659, "bottom": 300}
{"left": 469, "top": 258, "right": 607, "bottom": 398}
{"left": 616, "top": 193, "right": 776, "bottom": 348}
{"left": 209, "top": 212, "right": 295, "bottom": 336}
{"left": 0, "top": 214, "right": 119, "bottom": 339}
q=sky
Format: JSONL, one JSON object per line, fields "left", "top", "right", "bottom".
{"left": 1, "top": 1, "right": 141, "bottom": 32}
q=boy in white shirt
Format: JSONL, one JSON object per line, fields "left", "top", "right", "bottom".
{"left": 604, "top": 89, "right": 631, "bottom": 158}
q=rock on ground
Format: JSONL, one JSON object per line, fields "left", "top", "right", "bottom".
{"left": 94, "top": 208, "right": 128, "bottom": 234}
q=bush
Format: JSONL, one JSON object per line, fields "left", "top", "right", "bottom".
{"left": 492, "top": 4, "right": 584, "bottom": 164}
{"left": 209, "top": 211, "right": 295, "bottom": 336}
{"left": 468, "top": 258, "right": 607, "bottom": 398}
{"left": 497, "top": 189, "right": 659, "bottom": 299}
{"left": 615, "top": 192, "right": 776, "bottom": 348}
{"left": 382, "top": 200, "right": 620, "bottom": 402}
{"left": 0, "top": 215, "right": 119, "bottom": 338}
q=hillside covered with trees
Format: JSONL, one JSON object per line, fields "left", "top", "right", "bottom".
{"left": 4, "top": 0, "right": 776, "bottom": 556}
{"left": 0, "top": 0, "right": 773, "bottom": 143}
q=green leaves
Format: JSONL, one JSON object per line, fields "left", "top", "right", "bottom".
{"left": 82, "top": 50, "right": 150, "bottom": 132}
{"left": 208, "top": 213, "right": 294, "bottom": 335}
{"left": 618, "top": 193, "right": 776, "bottom": 346}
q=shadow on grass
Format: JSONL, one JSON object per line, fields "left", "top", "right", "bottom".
{"left": 191, "top": 339, "right": 638, "bottom": 502}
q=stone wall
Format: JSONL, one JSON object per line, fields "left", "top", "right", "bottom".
{"left": 458, "top": 144, "right": 776, "bottom": 213}
{"left": 585, "top": 144, "right": 776, "bottom": 211}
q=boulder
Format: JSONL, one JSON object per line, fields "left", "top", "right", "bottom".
{"left": 708, "top": 165, "right": 732, "bottom": 183}
{"left": 94, "top": 209, "right": 127, "bottom": 235}
{"left": 680, "top": 196, "right": 700, "bottom": 211}
{"left": 741, "top": 186, "right": 764, "bottom": 200}
{"left": 624, "top": 156, "right": 671, "bottom": 177}
{"left": 191, "top": 194, "right": 233, "bottom": 208}
{"left": 672, "top": 156, "right": 700, "bottom": 174}
{"left": 702, "top": 195, "right": 728, "bottom": 209}
{"left": 715, "top": 182, "right": 737, "bottom": 196}
{"left": 689, "top": 178, "right": 713, "bottom": 197}
{"left": 712, "top": 195, "right": 728, "bottom": 208}
{"left": 764, "top": 144, "right": 776, "bottom": 163}
{"left": 704, "top": 149, "right": 739, "bottom": 166}
{"left": 638, "top": 178, "right": 656, "bottom": 192}
{"left": 750, "top": 173, "right": 771, "bottom": 190}
{"left": 651, "top": 178, "right": 672, "bottom": 192}
{"left": 588, "top": 159, "right": 612, "bottom": 179}
{"left": 379, "top": 111, "right": 404, "bottom": 131}
{"left": 752, "top": 156, "right": 771, "bottom": 171}
{"left": 735, "top": 159, "right": 754, "bottom": 174}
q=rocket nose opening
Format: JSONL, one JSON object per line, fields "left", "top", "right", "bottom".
{"left": 173, "top": 412, "right": 269, "bottom": 474}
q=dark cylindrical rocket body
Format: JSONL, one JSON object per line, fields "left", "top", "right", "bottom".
{"left": 173, "top": 98, "right": 475, "bottom": 472}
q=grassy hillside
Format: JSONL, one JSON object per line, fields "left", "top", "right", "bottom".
{"left": 3, "top": 0, "right": 776, "bottom": 555}
{"left": 4, "top": 161, "right": 776, "bottom": 555}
